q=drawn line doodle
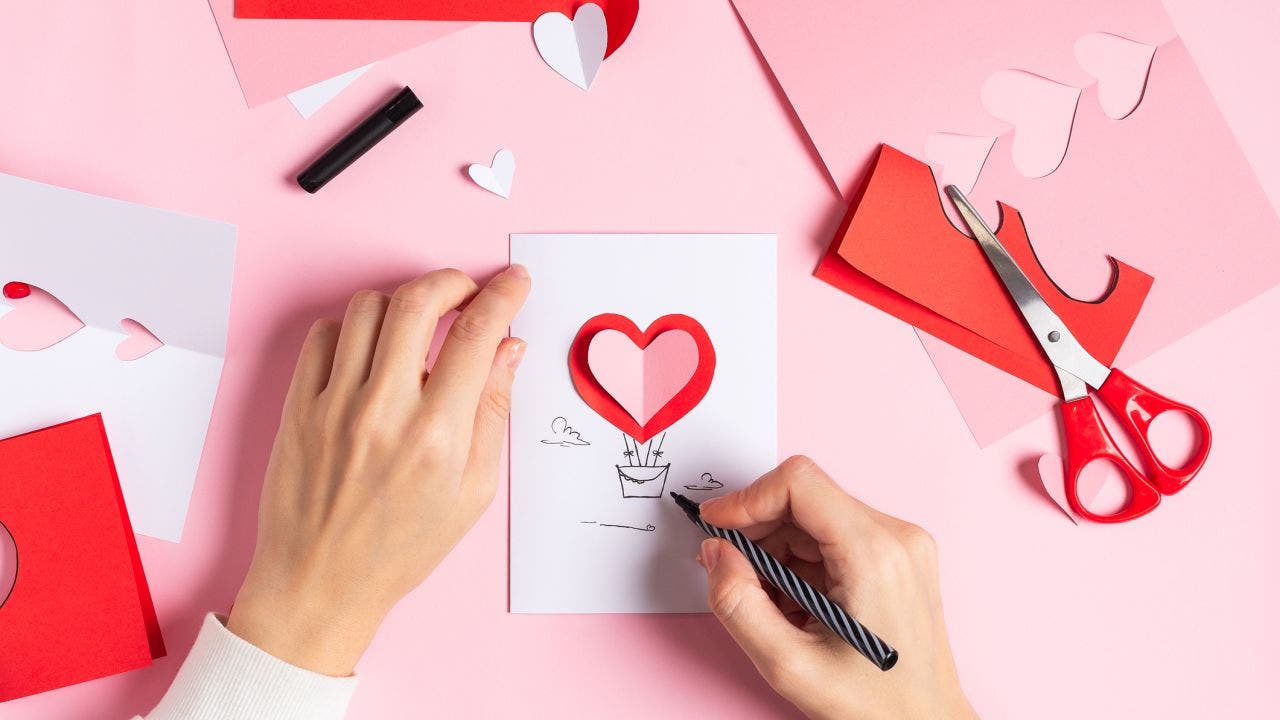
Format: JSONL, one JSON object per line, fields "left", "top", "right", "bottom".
{"left": 580, "top": 520, "right": 656, "bottom": 533}
{"left": 541, "top": 416, "right": 591, "bottom": 447}
{"left": 683, "top": 472, "right": 724, "bottom": 491}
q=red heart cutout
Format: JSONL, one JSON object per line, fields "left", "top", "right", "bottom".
{"left": 569, "top": 313, "right": 715, "bottom": 443}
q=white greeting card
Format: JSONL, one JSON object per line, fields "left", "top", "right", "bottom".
{"left": 511, "top": 234, "right": 777, "bottom": 613}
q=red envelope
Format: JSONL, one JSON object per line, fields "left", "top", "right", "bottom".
{"left": 817, "top": 145, "right": 1152, "bottom": 395}
{"left": 235, "top": 0, "right": 640, "bottom": 56}
{"left": 0, "top": 415, "right": 164, "bottom": 703}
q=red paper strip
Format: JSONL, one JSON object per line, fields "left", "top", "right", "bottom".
{"left": 569, "top": 313, "right": 715, "bottom": 443}
{"left": 817, "top": 145, "right": 1152, "bottom": 395}
{"left": 0, "top": 415, "right": 164, "bottom": 702}
{"left": 235, "top": 0, "right": 640, "bottom": 57}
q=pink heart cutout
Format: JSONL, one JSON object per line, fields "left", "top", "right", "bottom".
{"left": 1074, "top": 32, "right": 1156, "bottom": 120}
{"left": 115, "top": 318, "right": 164, "bottom": 361}
{"left": 981, "top": 70, "right": 1080, "bottom": 178}
{"left": 0, "top": 283, "right": 85, "bottom": 351}
{"left": 588, "top": 328, "right": 699, "bottom": 427}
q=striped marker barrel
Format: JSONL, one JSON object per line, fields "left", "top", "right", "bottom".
{"left": 672, "top": 492, "right": 898, "bottom": 671}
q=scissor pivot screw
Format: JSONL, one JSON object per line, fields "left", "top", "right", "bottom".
{"left": 1048, "top": 331, "right": 1061, "bottom": 342}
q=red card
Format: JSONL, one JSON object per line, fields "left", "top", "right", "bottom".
{"left": 0, "top": 415, "right": 164, "bottom": 703}
{"left": 235, "top": 0, "right": 640, "bottom": 56}
{"left": 817, "top": 145, "right": 1152, "bottom": 395}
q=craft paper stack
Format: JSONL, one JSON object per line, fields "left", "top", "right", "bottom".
{"left": 0, "top": 415, "right": 165, "bottom": 702}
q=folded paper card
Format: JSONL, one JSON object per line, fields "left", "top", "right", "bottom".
{"left": 817, "top": 144, "right": 1151, "bottom": 397}
{"left": 734, "top": 0, "right": 1280, "bottom": 443}
{"left": 0, "top": 173, "right": 236, "bottom": 542}
{"left": 511, "top": 234, "right": 776, "bottom": 613}
{"left": 0, "top": 415, "right": 165, "bottom": 702}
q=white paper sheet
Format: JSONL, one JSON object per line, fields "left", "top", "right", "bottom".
{"left": 0, "top": 173, "right": 236, "bottom": 542}
{"left": 510, "top": 234, "right": 777, "bottom": 613}
{"left": 286, "top": 64, "right": 373, "bottom": 119}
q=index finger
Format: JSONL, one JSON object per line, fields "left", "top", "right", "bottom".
{"left": 698, "top": 455, "right": 882, "bottom": 547}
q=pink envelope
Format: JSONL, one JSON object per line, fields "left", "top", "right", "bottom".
{"left": 207, "top": 0, "right": 471, "bottom": 106}
{"left": 733, "top": 0, "right": 1280, "bottom": 444}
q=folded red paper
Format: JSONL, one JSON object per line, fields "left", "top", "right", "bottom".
{"left": 817, "top": 145, "right": 1152, "bottom": 395}
{"left": 0, "top": 415, "right": 164, "bottom": 703}
{"left": 235, "top": 0, "right": 639, "bottom": 57}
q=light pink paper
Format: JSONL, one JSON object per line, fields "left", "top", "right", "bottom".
{"left": 586, "top": 326, "right": 702, "bottom": 427}
{"left": 732, "top": 0, "right": 1280, "bottom": 445}
{"left": 207, "top": 0, "right": 470, "bottom": 106}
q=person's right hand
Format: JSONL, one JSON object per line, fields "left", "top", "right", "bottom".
{"left": 696, "top": 456, "right": 979, "bottom": 720}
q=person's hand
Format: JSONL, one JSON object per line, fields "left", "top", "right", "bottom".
{"left": 697, "top": 456, "right": 978, "bottom": 720}
{"left": 226, "top": 266, "right": 530, "bottom": 676}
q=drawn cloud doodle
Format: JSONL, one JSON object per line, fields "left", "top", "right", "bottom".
{"left": 541, "top": 416, "right": 591, "bottom": 447}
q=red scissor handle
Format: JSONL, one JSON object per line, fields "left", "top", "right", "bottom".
{"left": 1060, "top": 397, "right": 1162, "bottom": 523}
{"left": 1096, "top": 369, "right": 1212, "bottom": 495}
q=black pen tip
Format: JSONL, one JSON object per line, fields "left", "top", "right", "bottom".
{"left": 670, "top": 492, "right": 699, "bottom": 515}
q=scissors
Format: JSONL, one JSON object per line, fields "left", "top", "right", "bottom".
{"left": 945, "top": 186, "right": 1212, "bottom": 523}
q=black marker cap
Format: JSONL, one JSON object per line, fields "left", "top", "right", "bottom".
{"left": 296, "top": 86, "right": 423, "bottom": 194}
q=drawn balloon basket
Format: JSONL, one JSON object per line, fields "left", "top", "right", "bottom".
{"left": 615, "top": 436, "right": 671, "bottom": 499}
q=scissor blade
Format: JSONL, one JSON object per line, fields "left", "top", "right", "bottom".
{"left": 944, "top": 186, "right": 1111, "bottom": 392}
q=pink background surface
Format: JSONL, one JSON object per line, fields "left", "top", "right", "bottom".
{"left": 0, "top": 1, "right": 1276, "bottom": 718}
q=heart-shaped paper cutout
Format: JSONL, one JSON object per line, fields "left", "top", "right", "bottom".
{"left": 115, "top": 318, "right": 164, "bottom": 361}
{"left": 1037, "top": 453, "right": 1107, "bottom": 524}
{"left": 0, "top": 283, "right": 85, "bottom": 352}
{"left": 981, "top": 70, "right": 1080, "bottom": 178}
{"left": 468, "top": 148, "right": 516, "bottom": 198}
{"left": 588, "top": 327, "right": 699, "bottom": 427}
{"left": 534, "top": 3, "right": 608, "bottom": 90}
{"left": 569, "top": 313, "right": 715, "bottom": 443}
{"left": 1074, "top": 32, "right": 1155, "bottom": 120}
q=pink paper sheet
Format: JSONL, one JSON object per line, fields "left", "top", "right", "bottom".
{"left": 733, "top": 0, "right": 1280, "bottom": 445}
{"left": 207, "top": 0, "right": 470, "bottom": 106}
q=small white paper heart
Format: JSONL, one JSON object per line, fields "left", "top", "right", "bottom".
{"left": 533, "top": 3, "right": 608, "bottom": 90}
{"left": 468, "top": 149, "right": 516, "bottom": 199}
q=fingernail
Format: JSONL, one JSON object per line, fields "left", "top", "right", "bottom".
{"left": 507, "top": 263, "right": 530, "bottom": 279}
{"left": 507, "top": 340, "right": 527, "bottom": 369}
{"left": 699, "top": 496, "right": 721, "bottom": 513}
{"left": 700, "top": 538, "right": 721, "bottom": 572}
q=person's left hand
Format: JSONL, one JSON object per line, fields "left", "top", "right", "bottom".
{"left": 227, "top": 265, "right": 530, "bottom": 676}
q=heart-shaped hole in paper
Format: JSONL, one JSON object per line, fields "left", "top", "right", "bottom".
{"left": 0, "top": 282, "right": 85, "bottom": 352}
{"left": 116, "top": 318, "right": 164, "bottom": 361}
{"left": 588, "top": 328, "right": 700, "bottom": 427}
{"left": 0, "top": 521, "right": 15, "bottom": 609}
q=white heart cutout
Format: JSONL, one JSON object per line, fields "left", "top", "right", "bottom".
{"left": 468, "top": 149, "right": 516, "bottom": 199}
{"left": 533, "top": 3, "right": 608, "bottom": 90}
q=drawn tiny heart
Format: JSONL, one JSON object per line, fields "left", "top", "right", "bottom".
{"left": 534, "top": 3, "right": 609, "bottom": 90}
{"left": 569, "top": 313, "right": 715, "bottom": 443}
{"left": 468, "top": 148, "right": 516, "bottom": 198}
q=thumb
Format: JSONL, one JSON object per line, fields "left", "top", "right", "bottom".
{"left": 701, "top": 538, "right": 811, "bottom": 680}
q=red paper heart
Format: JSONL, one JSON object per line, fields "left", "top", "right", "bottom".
{"left": 569, "top": 313, "right": 715, "bottom": 443}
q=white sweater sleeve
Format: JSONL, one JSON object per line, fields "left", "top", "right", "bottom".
{"left": 135, "top": 614, "right": 358, "bottom": 720}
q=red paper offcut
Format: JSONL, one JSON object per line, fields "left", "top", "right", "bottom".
{"left": 0, "top": 415, "right": 165, "bottom": 702}
{"left": 569, "top": 313, "right": 715, "bottom": 443}
{"left": 817, "top": 144, "right": 1152, "bottom": 395}
{"left": 235, "top": 0, "right": 640, "bottom": 57}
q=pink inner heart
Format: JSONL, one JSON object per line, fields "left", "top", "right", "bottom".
{"left": 588, "top": 329, "right": 700, "bottom": 427}
{"left": 0, "top": 283, "right": 85, "bottom": 351}
{"left": 116, "top": 318, "right": 164, "bottom": 361}
{"left": 1074, "top": 32, "right": 1155, "bottom": 121}
{"left": 981, "top": 70, "right": 1080, "bottom": 178}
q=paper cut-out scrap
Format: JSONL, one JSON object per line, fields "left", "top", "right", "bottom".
{"left": 235, "top": 0, "right": 639, "bottom": 58}
{"left": 981, "top": 71, "right": 1080, "bottom": 178}
{"left": 1037, "top": 453, "right": 1109, "bottom": 524}
{"left": 816, "top": 145, "right": 1152, "bottom": 396}
{"left": 1074, "top": 33, "right": 1156, "bottom": 120}
{"left": 0, "top": 415, "right": 165, "bottom": 702}
{"left": 468, "top": 149, "right": 517, "bottom": 198}
{"left": 0, "top": 172, "right": 236, "bottom": 542}
{"left": 0, "top": 520, "right": 14, "bottom": 609}
{"left": 0, "top": 283, "right": 85, "bottom": 352}
{"left": 569, "top": 313, "right": 715, "bottom": 443}
{"left": 115, "top": 319, "right": 165, "bottom": 361}
{"left": 287, "top": 63, "right": 373, "bottom": 119}
{"left": 534, "top": 3, "right": 609, "bottom": 90}
{"left": 924, "top": 133, "right": 996, "bottom": 195}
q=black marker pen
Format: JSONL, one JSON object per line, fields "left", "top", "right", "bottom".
{"left": 296, "top": 86, "right": 423, "bottom": 193}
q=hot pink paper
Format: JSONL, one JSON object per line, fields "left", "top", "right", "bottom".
{"left": 733, "top": 0, "right": 1280, "bottom": 444}
{"left": 207, "top": 0, "right": 470, "bottom": 106}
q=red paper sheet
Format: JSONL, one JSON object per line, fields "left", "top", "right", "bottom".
{"left": 0, "top": 415, "right": 164, "bottom": 703}
{"left": 235, "top": 0, "right": 640, "bottom": 56}
{"left": 817, "top": 145, "right": 1152, "bottom": 395}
